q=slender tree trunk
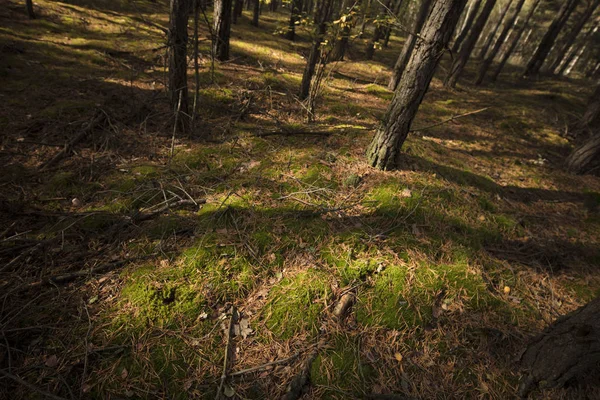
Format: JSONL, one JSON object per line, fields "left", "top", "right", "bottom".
{"left": 478, "top": 0, "right": 513, "bottom": 60}
{"left": 233, "top": 0, "right": 243, "bottom": 23}
{"left": 444, "top": 0, "right": 496, "bottom": 88}
{"left": 214, "top": 0, "right": 232, "bottom": 61}
{"left": 252, "top": 0, "right": 260, "bottom": 26}
{"left": 383, "top": 0, "right": 405, "bottom": 47}
{"left": 523, "top": 0, "right": 580, "bottom": 77}
{"left": 519, "top": 296, "right": 600, "bottom": 397}
{"left": 490, "top": 0, "right": 541, "bottom": 82}
{"left": 365, "top": 0, "right": 393, "bottom": 59}
{"left": 368, "top": 0, "right": 467, "bottom": 170}
{"left": 451, "top": 0, "right": 483, "bottom": 54}
{"left": 331, "top": 0, "right": 352, "bottom": 61}
{"left": 358, "top": 0, "right": 372, "bottom": 38}
{"left": 286, "top": 0, "right": 303, "bottom": 40}
{"left": 559, "top": 24, "right": 598, "bottom": 76}
{"left": 299, "top": 0, "right": 334, "bottom": 100}
{"left": 246, "top": 0, "right": 251, "bottom": 11}
{"left": 25, "top": 0, "right": 36, "bottom": 19}
{"left": 388, "top": 0, "right": 433, "bottom": 90}
{"left": 550, "top": 0, "right": 599, "bottom": 74}
{"left": 168, "top": 0, "right": 190, "bottom": 132}
{"left": 475, "top": 0, "right": 525, "bottom": 85}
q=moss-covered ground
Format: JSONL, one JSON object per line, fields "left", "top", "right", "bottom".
{"left": 1, "top": 1, "right": 600, "bottom": 399}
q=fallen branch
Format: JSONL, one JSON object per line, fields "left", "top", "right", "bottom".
{"left": 39, "top": 111, "right": 107, "bottom": 170}
{"left": 282, "top": 340, "right": 326, "bottom": 400}
{"left": 410, "top": 107, "right": 490, "bottom": 132}
{"left": 133, "top": 198, "right": 206, "bottom": 222}
{"left": 0, "top": 369, "right": 67, "bottom": 400}
{"left": 215, "top": 306, "right": 237, "bottom": 400}
{"left": 230, "top": 350, "right": 303, "bottom": 377}
{"left": 252, "top": 130, "right": 333, "bottom": 138}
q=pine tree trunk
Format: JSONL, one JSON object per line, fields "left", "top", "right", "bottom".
{"left": 25, "top": 0, "right": 36, "bottom": 19}
{"left": 478, "top": 0, "right": 513, "bottom": 60}
{"left": 444, "top": 0, "right": 496, "bottom": 88}
{"left": 475, "top": 0, "right": 525, "bottom": 85}
{"left": 365, "top": 0, "right": 393, "bottom": 59}
{"left": 523, "top": 0, "right": 580, "bottom": 77}
{"left": 299, "top": 0, "right": 334, "bottom": 100}
{"left": 550, "top": 0, "right": 599, "bottom": 74}
{"left": 168, "top": 0, "right": 190, "bottom": 132}
{"left": 233, "top": 0, "right": 243, "bottom": 24}
{"left": 331, "top": 0, "right": 352, "bottom": 61}
{"left": 382, "top": 0, "right": 405, "bottom": 48}
{"left": 451, "top": 0, "right": 483, "bottom": 54}
{"left": 368, "top": 0, "right": 467, "bottom": 170}
{"left": 252, "top": 0, "right": 260, "bottom": 26}
{"left": 388, "top": 0, "right": 432, "bottom": 90}
{"left": 490, "top": 0, "right": 541, "bottom": 82}
{"left": 214, "top": 0, "right": 232, "bottom": 61}
{"left": 286, "top": 0, "right": 303, "bottom": 40}
{"left": 559, "top": 25, "right": 598, "bottom": 76}
{"left": 519, "top": 296, "right": 600, "bottom": 397}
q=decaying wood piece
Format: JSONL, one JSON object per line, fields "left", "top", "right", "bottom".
{"left": 333, "top": 291, "right": 355, "bottom": 320}
{"left": 519, "top": 296, "right": 600, "bottom": 397}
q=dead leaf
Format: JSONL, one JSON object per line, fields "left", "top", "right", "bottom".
{"left": 399, "top": 188, "right": 412, "bottom": 198}
{"left": 394, "top": 352, "right": 403, "bottom": 363}
{"left": 223, "top": 385, "right": 235, "bottom": 398}
{"left": 121, "top": 368, "right": 128, "bottom": 379}
{"left": 239, "top": 318, "right": 253, "bottom": 339}
{"left": 45, "top": 354, "right": 58, "bottom": 368}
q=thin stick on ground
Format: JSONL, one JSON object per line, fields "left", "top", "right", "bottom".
{"left": 0, "top": 368, "right": 68, "bottom": 400}
{"left": 215, "top": 306, "right": 237, "bottom": 400}
{"left": 410, "top": 107, "right": 490, "bottom": 132}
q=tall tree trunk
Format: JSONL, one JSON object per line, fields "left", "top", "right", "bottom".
{"left": 252, "top": 0, "right": 260, "bottom": 26}
{"left": 331, "top": 0, "right": 353, "bottom": 61}
{"left": 387, "top": 0, "right": 433, "bottom": 90}
{"left": 490, "top": 0, "right": 541, "bottom": 82}
{"left": 365, "top": 0, "right": 393, "bottom": 59}
{"left": 382, "top": 0, "right": 405, "bottom": 47}
{"left": 25, "top": 0, "right": 36, "bottom": 19}
{"left": 214, "top": 0, "right": 232, "bottom": 61}
{"left": 523, "top": 0, "right": 580, "bottom": 77}
{"left": 559, "top": 24, "right": 598, "bottom": 76}
{"left": 451, "top": 0, "right": 483, "bottom": 54}
{"left": 475, "top": 0, "right": 525, "bottom": 85}
{"left": 233, "top": 0, "right": 243, "bottom": 23}
{"left": 478, "top": 0, "right": 513, "bottom": 60}
{"left": 286, "top": 0, "right": 303, "bottom": 40}
{"left": 566, "top": 133, "right": 600, "bottom": 174}
{"left": 550, "top": 0, "right": 599, "bottom": 74}
{"left": 519, "top": 296, "right": 600, "bottom": 397}
{"left": 444, "top": 0, "right": 496, "bottom": 88}
{"left": 368, "top": 0, "right": 467, "bottom": 170}
{"left": 358, "top": 0, "right": 372, "bottom": 38}
{"left": 168, "top": 0, "right": 190, "bottom": 132}
{"left": 299, "top": 0, "right": 334, "bottom": 100}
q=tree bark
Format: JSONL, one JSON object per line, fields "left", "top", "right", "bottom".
{"left": 382, "top": 0, "right": 405, "bottom": 48}
{"left": 214, "top": 0, "right": 233, "bottom": 61}
{"left": 368, "top": 0, "right": 467, "bottom": 170}
{"left": 299, "top": 0, "right": 334, "bottom": 100}
{"left": 478, "top": 0, "right": 513, "bottom": 60}
{"left": 168, "top": 0, "right": 190, "bottom": 132}
{"left": 551, "top": 0, "right": 599, "bottom": 74}
{"left": 560, "top": 24, "right": 598, "bottom": 76}
{"left": 365, "top": 0, "right": 393, "bottom": 60}
{"left": 387, "top": 0, "right": 433, "bottom": 91}
{"left": 451, "top": 0, "right": 483, "bottom": 54}
{"left": 25, "top": 0, "right": 36, "bottom": 19}
{"left": 331, "top": 0, "right": 353, "bottom": 61}
{"left": 286, "top": 0, "right": 303, "bottom": 40}
{"left": 252, "top": 0, "right": 260, "bottom": 26}
{"left": 519, "top": 296, "right": 600, "bottom": 397}
{"left": 444, "top": 0, "right": 496, "bottom": 88}
{"left": 490, "top": 0, "right": 541, "bottom": 82}
{"left": 523, "top": 0, "right": 580, "bottom": 77}
{"left": 475, "top": 0, "right": 525, "bottom": 85}
{"left": 233, "top": 0, "right": 244, "bottom": 24}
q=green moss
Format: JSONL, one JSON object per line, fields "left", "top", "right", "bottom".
{"left": 265, "top": 269, "right": 330, "bottom": 339}
{"left": 363, "top": 83, "right": 393, "bottom": 100}
{"left": 132, "top": 165, "right": 159, "bottom": 178}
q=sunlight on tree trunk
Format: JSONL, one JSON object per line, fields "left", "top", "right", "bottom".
{"left": 368, "top": 0, "right": 467, "bottom": 170}
{"left": 214, "top": 0, "right": 232, "bottom": 61}
{"left": 168, "top": 0, "right": 190, "bottom": 132}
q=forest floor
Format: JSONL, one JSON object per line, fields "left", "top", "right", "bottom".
{"left": 1, "top": 0, "right": 600, "bottom": 399}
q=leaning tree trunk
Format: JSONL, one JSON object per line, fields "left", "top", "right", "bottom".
{"left": 550, "top": 0, "right": 599, "bottom": 74}
{"left": 25, "top": 0, "right": 35, "bottom": 19}
{"left": 368, "top": 0, "right": 467, "bottom": 170}
{"left": 214, "top": 0, "right": 232, "bottom": 61}
{"left": 490, "top": 0, "right": 541, "bottom": 82}
{"left": 478, "top": 0, "right": 513, "bottom": 60}
{"left": 577, "top": 84, "right": 600, "bottom": 130}
{"left": 168, "top": 0, "right": 190, "bottom": 132}
{"left": 523, "top": 0, "right": 580, "bottom": 77}
{"left": 444, "top": 0, "right": 496, "bottom": 88}
{"left": 519, "top": 296, "right": 600, "bottom": 397}
{"left": 451, "top": 0, "right": 483, "bottom": 54}
{"left": 475, "top": 0, "right": 525, "bottom": 85}
{"left": 382, "top": 0, "right": 405, "bottom": 48}
{"left": 286, "top": 0, "right": 303, "bottom": 40}
{"left": 387, "top": 0, "right": 432, "bottom": 90}
{"left": 558, "top": 24, "right": 598, "bottom": 76}
{"left": 252, "top": 0, "right": 260, "bottom": 26}
{"left": 299, "top": 0, "right": 334, "bottom": 100}
{"left": 566, "top": 133, "right": 600, "bottom": 174}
